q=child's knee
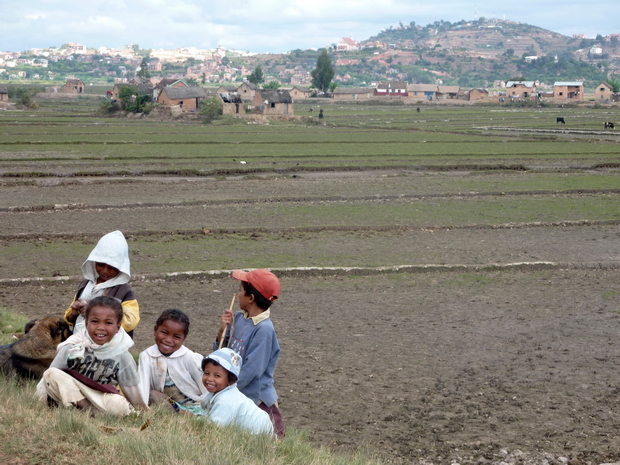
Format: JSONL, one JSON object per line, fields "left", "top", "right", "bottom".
{"left": 102, "top": 393, "right": 132, "bottom": 415}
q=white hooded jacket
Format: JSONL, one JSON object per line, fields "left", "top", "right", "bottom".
{"left": 138, "top": 345, "right": 207, "bottom": 405}
{"left": 73, "top": 230, "right": 133, "bottom": 332}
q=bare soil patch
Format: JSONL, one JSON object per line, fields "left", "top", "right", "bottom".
{"left": 1, "top": 169, "right": 620, "bottom": 464}
{"left": 2, "top": 268, "right": 620, "bottom": 464}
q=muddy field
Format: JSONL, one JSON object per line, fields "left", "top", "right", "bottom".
{"left": 1, "top": 170, "right": 619, "bottom": 464}
{"left": 2, "top": 99, "right": 620, "bottom": 463}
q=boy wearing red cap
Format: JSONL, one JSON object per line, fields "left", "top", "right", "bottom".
{"left": 215, "top": 268, "right": 285, "bottom": 437}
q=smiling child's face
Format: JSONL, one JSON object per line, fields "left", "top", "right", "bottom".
{"left": 154, "top": 319, "right": 187, "bottom": 355}
{"left": 202, "top": 361, "right": 233, "bottom": 394}
{"left": 86, "top": 305, "right": 121, "bottom": 345}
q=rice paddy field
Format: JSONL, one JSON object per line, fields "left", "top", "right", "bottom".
{"left": 1, "top": 95, "right": 620, "bottom": 464}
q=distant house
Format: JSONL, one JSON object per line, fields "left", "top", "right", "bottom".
{"left": 111, "top": 80, "right": 154, "bottom": 101}
{"left": 468, "top": 88, "right": 489, "bottom": 101}
{"left": 553, "top": 81, "right": 584, "bottom": 101}
{"left": 153, "top": 78, "right": 187, "bottom": 100}
{"left": 217, "top": 85, "right": 237, "bottom": 94}
{"left": 147, "top": 59, "right": 163, "bottom": 72}
{"left": 252, "top": 89, "right": 294, "bottom": 115}
{"left": 375, "top": 81, "right": 408, "bottom": 97}
{"left": 237, "top": 81, "right": 260, "bottom": 102}
{"left": 505, "top": 81, "right": 536, "bottom": 99}
{"left": 0, "top": 85, "right": 8, "bottom": 101}
{"left": 407, "top": 84, "right": 439, "bottom": 100}
{"left": 436, "top": 85, "right": 460, "bottom": 100}
{"left": 333, "top": 87, "right": 373, "bottom": 101}
{"left": 219, "top": 92, "right": 244, "bottom": 115}
{"left": 594, "top": 82, "right": 613, "bottom": 102}
{"left": 156, "top": 86, "right": 208, "bottom": 112}
{"left": 62, "top": 78, "right": 85, "bottom": 94}
{"left": 155, "top": 78, "right": 187, "bottom": 90}
{"left": 337, "top": 37, "right": 360, "bottom": 51}
{"left": 289, "top": 86, "right": 311, "bottom": 100}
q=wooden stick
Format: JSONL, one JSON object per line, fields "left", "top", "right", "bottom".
{"left": 218, "top": 293, "right": 236, "bottom": 349}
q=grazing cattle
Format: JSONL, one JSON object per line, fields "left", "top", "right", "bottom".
{"left": 556, "top": 117, "right": 566, "bottom": 124}
{"left": 416, "top": 107, "right": 421, "bottom": 113}
{"left": 0, "top": 316, "right": 71, "bottom": 379}
{"left": 604, "top": 122, "right": 615, "bottom": 129}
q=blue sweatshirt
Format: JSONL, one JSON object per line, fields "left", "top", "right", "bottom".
{"left": 215, "top": 311, "right": 279, "bottom": 407}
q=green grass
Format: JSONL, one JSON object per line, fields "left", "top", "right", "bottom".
{"left": 0, "top": 373, "right": 380, "bottom": 465}
{"left": 0, "top": 307, "right": 30, "bottom": 342}
{"left": 0, "top": 301, "right": 381, "bottom": 464}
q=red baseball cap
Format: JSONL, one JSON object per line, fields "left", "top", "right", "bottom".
{"left": 232, "top": 269, "right": 280, "bottom": 301}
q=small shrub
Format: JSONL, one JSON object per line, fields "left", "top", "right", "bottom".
{"left": 97, "top": 97, "right": 122, "bottom": 115}
{"left": 200, "top": 96, "right": 223, "bottom": 124}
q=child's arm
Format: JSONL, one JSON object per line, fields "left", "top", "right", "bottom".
{"left": 64, "top": 298, "right": 86, "bottom": 326}
{"left": 137, "top": 350, "right": 153, "bottom": 406}
{"left": 120, "top": 299, "right": 140, "bottom": 333}
{"left": 236, "top": 331, "right": 274, "bottom": 392}
{"left": 188, "top": 351, "right": 208, "bottom": 396}
{"left": 121, "top": 384, "right": 148, "bottom": 410}
{"left": 118, "top": 352, "right": 148, "bottom": 410}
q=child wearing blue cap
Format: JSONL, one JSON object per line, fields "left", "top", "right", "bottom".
{"left": 200, "top": 348, "right": 274, "bottom": 435}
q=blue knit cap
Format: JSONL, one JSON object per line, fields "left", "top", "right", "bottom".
{"left": 203, "top": 348, "right": 242, "bottom": 377}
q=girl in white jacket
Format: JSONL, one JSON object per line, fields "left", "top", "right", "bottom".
{"left": 138, "top": 309, "right": 206, "bottom": 415}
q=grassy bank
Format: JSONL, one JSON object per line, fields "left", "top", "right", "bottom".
{"left": 0, "top": 309, "right": 379, "bottom": 465}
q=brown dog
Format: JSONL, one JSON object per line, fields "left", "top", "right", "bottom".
{"left": 0, "top": 316, "right": 71, "bottom": 379}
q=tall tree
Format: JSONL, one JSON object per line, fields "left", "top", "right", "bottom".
{"left": 136, "top": 58, "right": 151, "bottom": 79}
{"left": 311, "top": 50, "right": 335, "bottom": 93}
{"left": 248, "top": 65, "right": 264, "bottom": 84}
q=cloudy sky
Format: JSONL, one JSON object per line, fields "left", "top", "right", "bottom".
{"left": 2, "top": 0, "right": 619, "bottom": 54}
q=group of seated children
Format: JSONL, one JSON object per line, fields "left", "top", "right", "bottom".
{"left": 35, "top": 231, "right": 283, "bottom": 438}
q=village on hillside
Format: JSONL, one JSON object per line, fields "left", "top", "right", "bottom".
{"left": 1, "top": 18, "right": 620, "bottom": 115}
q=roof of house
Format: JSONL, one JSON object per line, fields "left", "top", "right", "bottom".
{"left": 115, "top": 82, "right": 153, "bottom": 94}
{"left": 65, "top": 79, "right": 84, "bottom": 85}
{"left": 438, "top": 85, "right": 460, "bottom": 93}
{"left": 256, "top": 89, "right": 293, "bottom": 104}
{"left": 407, "top": 84, "right": 439, "bottom": 92}
{"left": 239, "top": 82, "right": 260, "bottom": 91}
{"left": 161, "top": 86, "right": 208, "bottom": 100}
{"left": 291, "top": 85, "right": 311, "bottom": 92}
{"left": 217, "top": 85, "right": 238, "bottom": 92}
{"left": 0, "top": 86, "right": 8, "bottom": 93}
{"left": 597, "top": 82, "right": 612, "bottom": 89}
{"left": 334, "top": 87, "right": 373, "bottom": 94}
{"left": 553, "top": 81, "right": 583, "bottom": 86}
{"left": 339, "top": 37, "right": 359, "bottom": 46}
{"left": 155, "top": 78, "right": 187, "bottom": 90}
{"left": 377, "top": 81, "right": 408, "bottom": 90}
{"left": 506, "top": 81, "right": 536, "bottom": 88}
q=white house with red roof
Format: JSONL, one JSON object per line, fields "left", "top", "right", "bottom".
{"left": 336, "top": 37, "right": 360, "bottom": 51}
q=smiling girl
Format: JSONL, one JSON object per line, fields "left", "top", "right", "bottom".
{"left": 138, "top": 309, "right": 206, "bottom": 414}
{"left": 37, "top": 295, "right": 146, "bottom": 415}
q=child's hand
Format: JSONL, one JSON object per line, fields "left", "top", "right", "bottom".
{"left": 71, "top": 298, "right": 88, "bottom": 315}
{"left": 219, "top": 311, "right": 233, "bottom": 329}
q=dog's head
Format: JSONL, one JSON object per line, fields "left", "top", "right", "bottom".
{"left": 25, "top": 316, "right": 71, "bottom": 345}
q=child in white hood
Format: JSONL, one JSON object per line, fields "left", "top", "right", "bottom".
{"left": 64, "top": 230, "right": 140, "bottom": 337}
